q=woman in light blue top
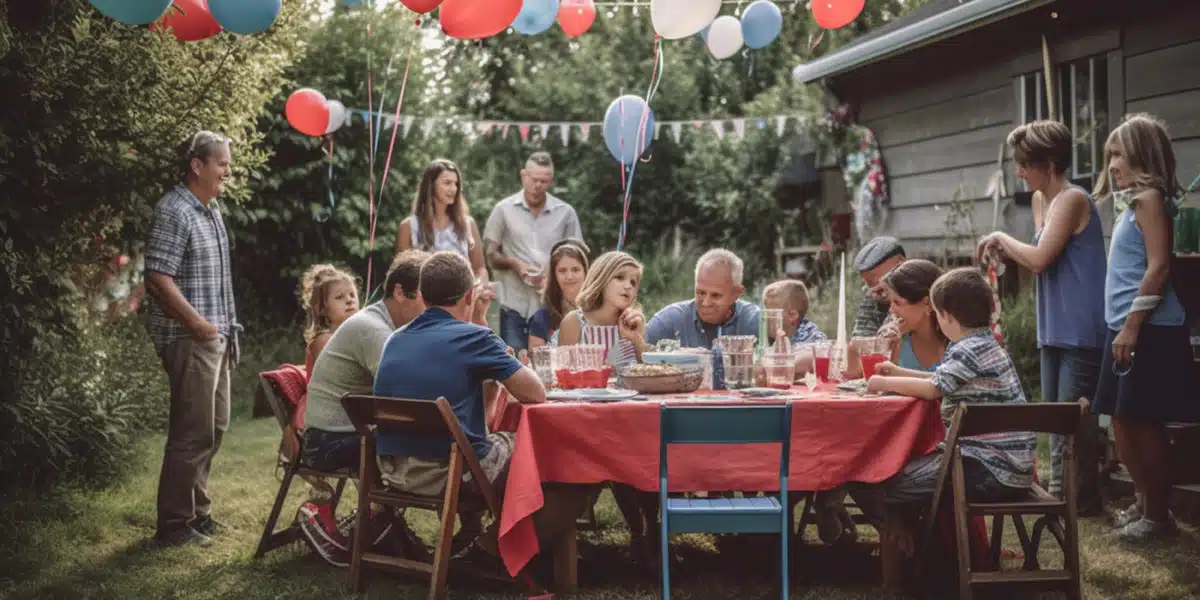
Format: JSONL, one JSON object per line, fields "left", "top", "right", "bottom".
{"left": 396, "top": 159, "right": 488, "bottom": 284}
{"left": 976, "top": 121, "right": 1107, "bottom": 512}
{"left": 1091, "top": 114, "right": 1194, "bottom": 541}
{"left": 875, "top": 259, "right": 948, "bottom": 375}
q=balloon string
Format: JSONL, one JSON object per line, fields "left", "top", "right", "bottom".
{"left": 317, "top": 136, "right": 336, "bottom": 223}
{"left": 617, "top": 37, "right": 664, "bottom": 251}
{"left": 365, "top": 22, "right": 377, "bottom": 300}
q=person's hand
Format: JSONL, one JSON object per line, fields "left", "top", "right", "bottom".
{"left": 976, "top": 233, "right": 1003, "bottom": 265}
{"left": 189, "top": 319, "right": 219, "bottom": 342}
{"left": 874, "top": 360, "right": 898, "bottom": 376}
{"left": 866, "top": 375, "right": 888, "bottom": 394}
{"left": 618, "top": 308, "right": 646, "bottom": 342}
{"left": 517, "top": 349, "right": 530, "bottom": 366}
{"left": 1111, "top": 320, "right": 1141, "bottom": 368}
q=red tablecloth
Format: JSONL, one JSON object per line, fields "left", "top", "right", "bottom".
{"left": 493, "top": 385, "right": 944, "bottom": 576}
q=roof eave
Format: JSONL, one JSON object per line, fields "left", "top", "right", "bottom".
{"left": 792, "top": 0, "right": 1054, "bottom": 84}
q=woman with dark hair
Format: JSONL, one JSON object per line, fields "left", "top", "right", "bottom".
{"left": 879, "top": 259, "right": 948, "bottom": 374}
{"left": 528, "top": 239, "right": 589, "bottom": 349}
{"left": 975, "top": 120, "right": 1107, "bottom": 512}
{"left": 396, "top": 158, "right": 487, "bottom": 283}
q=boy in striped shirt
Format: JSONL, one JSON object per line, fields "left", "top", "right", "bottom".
{"left": 867, "top": 267, "right": 1035, "bottom": 504}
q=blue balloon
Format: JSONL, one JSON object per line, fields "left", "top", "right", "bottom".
{"left": 512, "top": 0, "right": 560, "bottom": 36}
{"left": 603, "top": 95, "right": 655, "bottom": 166}
{"left": 741, "top": 0, "right": 782, "bottom": 50}
{"left": 209, "top": 0, "right": 282, "bottom": 35}
{"left": 89, "top": 0, "right": 173, "bottom": 25}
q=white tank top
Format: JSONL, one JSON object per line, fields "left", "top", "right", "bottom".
{"left": 410, "top": 216, "right": 470, "bottom": 257}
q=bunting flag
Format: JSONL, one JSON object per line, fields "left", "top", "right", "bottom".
{"left": 343, "top": 109, "right": 810, "bottom": 146}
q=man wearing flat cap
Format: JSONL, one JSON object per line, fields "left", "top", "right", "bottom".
{"left": 852, "top": 236, "right": 906, "bottom": 339}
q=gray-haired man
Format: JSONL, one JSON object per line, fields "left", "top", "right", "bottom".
{"left": 645, "top": 248, "right": 762, "bottom": 349}
{"left": 144, "top": 131, "right": 238, "bottom": 548}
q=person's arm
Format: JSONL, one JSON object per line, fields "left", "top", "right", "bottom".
{"left": 471, "top": 285, "right": 493, "bottom": 328}
{"left": 868, "top": 375, "right": 942, "bottom": 399}
{"left": 500, "top": 366, "right": 547, "bottom": 404}
{"left": 528, "top": 309, "right": 550, "bottom": 350}
{"left": 308, "top": 332, "right": 333, "bottom": 360}
{"left": 396, "top": 217, "right": 413, "bottom": 255}
{"left": 1112, "top": 190, "right": 1174, "bottom": 365}
{"left": 851, "top": 290, "right": 885, "bottom": 338}
{"left": 482, "top": 207, "right": 528, "bottom": 273}
{"left": 557, "top": 311, "right": 582, "bottom": 346}
{"left": 467, "top": 218, "right": 489, "bottom": 284}
{"left": 988, "top": 189, "right": 1089, "bottom": 274}
{"left": 144, "top": 272, "right": 218, "bottom": 341}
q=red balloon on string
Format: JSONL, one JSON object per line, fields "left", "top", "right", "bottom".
{"left": 151, "top": 0, "right": 223, "bottom": 41}
{"left": 400, "top": 0, "right": 442, "bottom": 13}
{"left": 439, "top": 0, "right": 521, "bottom": 40}
{"left": 286, "top": 88, "right": 331, "bottom": 137}
{"left": 811, "top": 0, "right": 865, "bottom": 30}
{"left": 557, "top": 0, "right": 596, "bottom": 38}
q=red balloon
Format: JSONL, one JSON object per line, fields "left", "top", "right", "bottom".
{"left": 286, "top": 89, "right": 330, "bottom": 137}
{"left": 151, "top": 0, "right": 222, "bottom": 42}
{"left": 812, "top": 0, "right": 865, "bottom": 30}
{"left": 400, "top": 0, "right": 442, "bottom": 13}
{"left": 439, "top": 0, "right": 521, "bottom": 40}
{"left": 557, "top": 0, "right": 595, "bottom": 38}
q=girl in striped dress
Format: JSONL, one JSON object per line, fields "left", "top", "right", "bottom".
{"left": 557, "top": 250, "right": 647, "bottom": 370}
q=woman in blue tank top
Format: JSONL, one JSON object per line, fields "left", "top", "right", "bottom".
{"left": 876, "top": 259, "right": 947, "bottom": 374}
{"left": 976, "top": 121, "right": 1107, "bottom": 514}
{"left": 1091, "top": 114, "right": 1194, "bottom": 540}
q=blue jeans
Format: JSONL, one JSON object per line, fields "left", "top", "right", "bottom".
{"left": 1039, "top": 346, "right": 1102, "bottom": 506}
{"left": 499, "top": 307, "right": 531, "bottom": 351}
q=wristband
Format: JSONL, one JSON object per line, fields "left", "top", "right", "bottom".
{"left": 1130, "top": 295, "right": 1162, "bottom": 313}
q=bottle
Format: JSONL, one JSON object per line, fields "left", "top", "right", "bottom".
{"left": 711, "top": 340, "right": 726, "bottom": 391}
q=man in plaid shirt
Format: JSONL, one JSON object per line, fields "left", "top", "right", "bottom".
{"left": 143, "top": 131, "right": 239, "bottom": 548}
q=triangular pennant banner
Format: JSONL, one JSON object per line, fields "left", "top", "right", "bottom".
{"left": 775, "top": 115, "right": 788, "bottom": 137}
{"left": 579, "top": 123, "right": 591, "bottom": 142}
{"left": 670, "top": 122, "right": 683, "bottom": 143}
{"left": 654, "top": 122, "right": 662, "bottom": 140}
{"left": 692, "top": 120, "right": 703, "bottom": 130}
{"left": 756, "top": 118, "right": 767, "bottom": 130}
{"left": 538, "top": 123, "right": 551, "bottom": 140}
{"left": 732, "top": 118, "right": 746, "bottom": 139}
{"left": 710, "top": 120, "right": 725, "bottom": 139}
{"left": 402, "top": 115, "right": 415, "bottom": 138}
{"left": 519, "top": 124, "right": 531, "bottom": 143}
{"left": 560, "top": 123, "right": 570, "bottom": 147}
{"left": 421, "top": 119, "right": 436, "bottom": 139}
{"left": 499, "top": 123, "right": 510, "bottom": 139}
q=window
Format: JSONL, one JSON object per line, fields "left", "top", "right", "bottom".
{"left": 1018, "top": 56, "right": 1109, "bottom": 187}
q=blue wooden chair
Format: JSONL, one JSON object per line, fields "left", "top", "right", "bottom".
{"left": 658, "top": 403, "right": 792, "bottom": 599}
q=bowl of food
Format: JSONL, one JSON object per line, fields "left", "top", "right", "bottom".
{"left": 619, "top": 362, "right": 704, "bottom": 394}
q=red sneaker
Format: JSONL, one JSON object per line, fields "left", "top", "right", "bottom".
{"left": 299, "top": 501, "right": 350, "bottom": 551}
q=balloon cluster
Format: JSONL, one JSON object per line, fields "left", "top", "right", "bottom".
{"left": 286, "top": 89, "right": 347, "bottom": 137}
{"left": 89, "top": 0, "right": 282, "bottom": 37}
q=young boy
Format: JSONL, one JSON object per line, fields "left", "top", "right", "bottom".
{"left": 866, "top": 267, "right": 1035, "bottom": 506}
{"left": 762, "top": 279, "right": 828, "bottom": 346}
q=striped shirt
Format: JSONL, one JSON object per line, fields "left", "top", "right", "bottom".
{"left": 790, "top": 319, "right": 828, "bottom": 345}
{"left": 142, "top": 184, "right": 237, "bottom": 355}
{"left": 931, "top": 330, "right": 1036, "bottom": 490}
{"left": 575, "top": 310, "right": 638, "bottom": 369}
{"left": 852, "top": 286, "right": 891, "bottom": 338}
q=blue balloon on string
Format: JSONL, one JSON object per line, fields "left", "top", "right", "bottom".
{"left": 603, "top": 95, "right": 655, "bottom": 166}
{"left": 741, "top": 0, "right": 783, "bottom": 49}
{"left": 88, "top": 0, "right": 173, "bottom": 25}
{"left": 209, "top": 0, "right": 282, "bottom": 35}
{"left": 512, "top": 0, "right": 560, "bottom": 35}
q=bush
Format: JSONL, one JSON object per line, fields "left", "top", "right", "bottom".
{"left": 0, "top": 318, "right": 168, "bottom": 492}
{"left": 1001, "top": 286, "right": 1041, "bottom": 402}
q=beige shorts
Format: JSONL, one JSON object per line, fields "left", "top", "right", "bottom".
{"left": 377, "top": 431, "right": 515, "bottom": 496}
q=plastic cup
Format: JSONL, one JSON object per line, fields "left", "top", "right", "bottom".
{"left": 853, "top": 336, "right": 890, "bottom": 380}
{"left": 811, "top": 341, "right": 833, "bottom": 383}
{"left": 531, "top": 346, "right": 555, "bottom": 387}
{"left": 761, "top": 353, "right": 796, "bottom": 389}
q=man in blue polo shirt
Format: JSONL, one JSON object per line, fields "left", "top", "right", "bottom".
{"left": 645, "top": 248, "right": 762, "bottom": 349}
{"left": 374, "top": 251, "right": 591, "bottom": 574}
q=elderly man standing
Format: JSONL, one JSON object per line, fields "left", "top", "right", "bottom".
{"left": 645, "top": 248, "right": 762, "bottom": 349}
{"left": 484, "top": 152, "right": 584, "bottom": 350}
{"left": 143, "top": 131, "right": 238, "bottom": 548}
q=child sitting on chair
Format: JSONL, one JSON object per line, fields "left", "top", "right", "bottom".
{"left": 762, "top": 279, "right": 827, "bottom": 373}
{"left": 866, "top": 267, "right": 1035, "bottom": 514}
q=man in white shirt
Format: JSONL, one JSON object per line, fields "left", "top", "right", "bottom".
{"left": 483, "top": 152, "right": 584, "bottom": 350}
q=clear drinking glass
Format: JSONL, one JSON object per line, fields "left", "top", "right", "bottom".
{"left": 763, "top": 308, "right": 784, "bottom": 340}
{"left": 761, "top": 353, "right": 796, "bottom": 389}
{"left": 531, "top": 346, "right": 555, "bottom": 387}
{"left": 853, "top": 336, "right": 890, "bottom": 380}
{"left": 722, "top": 351, "right": 757, "bottom": 389}
{"left": 811, "top": 341, "right": 833, "bottom": 382}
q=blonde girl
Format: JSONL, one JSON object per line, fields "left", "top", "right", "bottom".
{"left": 396, "top": 158, "right": 488, "bottom": 284}
{"left": 300, "top": 264, "right": 361, "bottom": 377}
{"left": 557, "top": 251, "right": 647, "bottom": 368}
{"left": 1091, "top": 113, "right": 1194, "bottom": 540}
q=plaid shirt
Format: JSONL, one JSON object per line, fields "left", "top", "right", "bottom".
{"left": 143, "top": 185, "right": 237, "bottom": 355}
{"left": 790, "top": 319, "right": 828, "bottom": 345}
{"left": 931, "top": 330, "right": 1036, "bottom": 489}
{"left": 852, "top": 285, "right": 891, "bottom": 338}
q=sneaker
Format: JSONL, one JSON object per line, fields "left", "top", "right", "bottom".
{"left": 1116, "top": 517, "right": 1179, "bottom": 541}
{"left": 189, "top": 515, "right": 225, "bottom": 537}
{"left": 153, "top": 526, "right": 213, "bottom": 548}
{"left": 299, "top": 501, "right": 349, "bottom": 551}
{"left": 299, "top": 511, "right": 350, "bottom": 567}
{"left": 1111, "top": 503, "right": 1143, "bottom": 528}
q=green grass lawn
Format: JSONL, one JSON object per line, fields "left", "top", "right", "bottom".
{"left": 3, "top": 418, "right": 1199, "bottom": 600}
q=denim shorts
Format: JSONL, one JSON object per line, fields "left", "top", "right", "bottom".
{"left": 300, "top": 428, "right": 359, "bottom": 473}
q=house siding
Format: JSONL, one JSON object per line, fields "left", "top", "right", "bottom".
{"left": 823, "top": 0, "right": 1199, "bottom": 258}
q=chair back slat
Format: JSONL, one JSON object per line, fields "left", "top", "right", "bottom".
{"left": 341, "top": 394, "right": 452, "bottom": 440}
{"left": 955, "top": 399, "right": 1089, "bottom": 438}
{"left": 661, "top": 405, "right": 791, "bottom": 444}
{"left": 258, "top": 375, "right": 293, "bottom": 432}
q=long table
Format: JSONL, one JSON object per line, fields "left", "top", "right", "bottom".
{"left": 489, "top": 385, "right": 945, "bottom": 582}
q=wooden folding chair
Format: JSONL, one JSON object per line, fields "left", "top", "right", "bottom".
{"left": 922, "top": 399, "right": 1088, "bottom": 600}
{"left": 341, "top": 394, "right": 506, "bottom": 599}
{"left": 255, "top": 372, "right": 353, "bottom": 559}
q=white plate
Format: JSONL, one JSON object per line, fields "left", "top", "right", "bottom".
{"left": 547, "top": 388, "right": 640, "bottom": 402}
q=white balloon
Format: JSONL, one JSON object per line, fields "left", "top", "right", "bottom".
{"left": 324, "top": 100, "right": 347, "bottom": 134}
{"left": 650, "top": 0, "right": 720, "bottom": 40}
{"left": 706, "top": 15, "right": 743, "bottom": 59}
